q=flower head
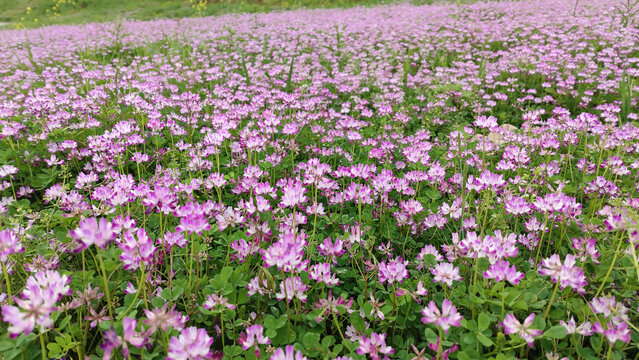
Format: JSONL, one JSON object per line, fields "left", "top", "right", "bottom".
{"left": 68, "top": 217, "right": 115, "bottom": 251}
{"left": 0, "top": 229, "right": 24, "bottom": 262}
{"left": 378, "top": 258, "right": 409, "bottom": 285}
{"left": 502, "top": 313, "right": 542, "bottom": 347}
{"left": 483, "top": 259, "right": 524, "bottom": 285}
{"left": 167, "top": 327, "right": 213, "bottom": 360}
{"left": 270, "top": 345, "right": 307, "bottom": 360}
{"left": 357, "top": 332, "right": 394, "bottom": 360}
{"left": 239, "top": 324, "right": 270, "bottom": 358}
{"left": 421, "top": 299, "right": 463, "bottom": 334}
{"left": 431, "top": 262, "right": 462, "bottom": 287}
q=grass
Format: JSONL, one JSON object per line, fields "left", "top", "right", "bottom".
{"left": 0, "top": 0, "right": 439, "bottom": 28}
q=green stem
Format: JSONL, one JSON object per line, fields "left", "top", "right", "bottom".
{"left": 39, "top": 331, "right": 46, "bottom": 360}
{"left": 2, "top": 261, "right": 12, "bottom": 305}
{"left": 188, "top": 233, "right": 196, "bottom": 298}
{"left": 594, "top": 232, "right": 625, "bottom": 298}
{"left": 544, "top": 280, "right": 560, "bottom": 319}
{"left": 96, "top": 251, "right": 114, "bottom": 318}
{"left": 332, "top": 311, "right": 354, "bottom": 355}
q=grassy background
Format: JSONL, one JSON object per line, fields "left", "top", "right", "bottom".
{"left": 0, "top": 0, "right": 441, "bottom": 28}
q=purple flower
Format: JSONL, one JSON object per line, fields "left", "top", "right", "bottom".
{"left": 357, "top": 332, "right": 394, "bottom": 360}
{"left": 474, "top": 115, "right": 498, "bottom": 129}
{"left": 502, "top": 313, "right": 542, "bottom": 347}
{"left": 143, "top": 186, "right": 177, "bottom": 214}
{"left": 119, "top": 228, "right": 157, "bottom": 271}
{"left": 313, "top": 290, "right": 353, "bottom": 321}
{"left": 239, "top": 324, "right": 270, "bottom": 358}
{"left": 279, "top": 180, "right": 307, "bottom": 208}
{"left": 377, "top": 258, "right": 409, "bottom": 285}
{"left": 177, "top": 214, "right": 211, "bottom": 235}
{"left": 1, "top": 270, "right": 70, "bottom": 337}
{"left": 504, "top": 196, "right": 531, "bottom": 216}
{"left": 163, "top": 231, "right": 187, "bottom": 249}
{"left": 559, "top": 316, "right": 593, "bottom": 336}
{"left": 309, "top": 263, "right": 339, "bottom": 286}
{"left": 427, "top": 337, "right": 459, "bottom": 360}
{"left": 203, "top": 294, "right": 235, "bottom": 311}
{"left": 590, "top": 295, "right": 628, "bottom": 320}
{"left": 143, "top": 304, "right": 187, "bottom": 332}
{"left": 0, "top": 229, "right": 24, "bottom": 263}
{"left": 68, "top": 217, "right": 115, "bottom": 251}
{"left": 539, "top": 254, "right": 587, "bottom": 294}
{"left": 270, "top": 345, "right": 307, "bottom": 360}
{"left": 318, "top": 237, "right": 345, "bottom": 264}
{"left": 483, "top": 259, "right": 524, "bottom": 285}
{"left": 593, "top": 321, "right": 630, "bottom": 344}
{"left": 276, "top": 277, "right": 308, "bottom": 303}
{"left": 421, "top": 299, "right": 463, "bottom": 334}
{"left": 167, "top": 326, "right": 213, "bottom": 360}
{"left": 431, "top": 262, "right": 462, "bottom": 287}
{"left": 230, "top": 239, "right": 255, "bottom": 263}
{"left": 263, "top": 238, "right": 306, "bottom": 272}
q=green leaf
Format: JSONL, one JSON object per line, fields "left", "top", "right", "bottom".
{"left": 321, "top": 335, "right": 335, "bottom": 349}
{"left": 478, "top": 313, "right": 491, "bottom": 331}
{"left": 590, "top": 335, "right": 602, "bottom": 352}
{"left": 543, "top": 325, "right": 566, "bottom": 339}
{"left": 151, "top": 297, "right": 165, "bottom": 308}
{"left": 303, "top": 332, "right": 321, "bottom": 349}
{"left": 350, "top": 312, "right": 366, "bottom": 332}
{"left": 264, "top": 315, "right": 277, "bottom": 330}
{"left": 223, "top": 345, "right": 243, "bottom": 358}
{"left": 47, "top": 343, "right": 63, "bottom": 359}
{"left": 476, "top": 332, "right": 494, "bottom": 347}
{"left": 425, "top": 187, "right": 441, "bottom": 200}
{"left": 220, "top": 266, "right": 233, "bottom": 285}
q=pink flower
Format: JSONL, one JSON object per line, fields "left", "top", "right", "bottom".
{"left": 539, "top": 254, "right": 586, "bottom": 294}
{"left": 483, "top": 259, "right": 524, "bottom": 285}
{"left": 313, "top": 290, "right": 353, "bottom": 321}
{"left": 318, "top": 237, "right": 345, "bottom": 264}
{"left": 593, "top": 321, "right": 630, "bottom": 344}
{"left": 431, "top": 262, "right": 462, "bottom": 287}
{"left": 420, "top": 299, "right": 463, "bottom": 334}
{"left": 119, "top": 228, "right": 157, "bottom": 272}
{"left": 270, "top": 345, "right": 307, "bottom": 360}
{"left": 230, "top": 239, "right": 254, "bottom": 263}
{"left": 559, "top": 317, "right": 593, "bottom": 336}
{"left": 203, "top": 294, "right": 235, "bottom": 311}
{"left": 0, "top": 229, "right": 24, "bottom": 262}
{"left": 68, "top": 217, "right": 115, "bottom": 251}
{"left": 163, "top": 231, "right": 187, "bottom": 249}
{"left": 167, "top": 327, "right": 213, "bottom": 360}
{"left": 177, "top": 214, "right": 211, "bottom": 235}
{"left": 502, "top": 313, "right": 542, "bottom": 347}
{"left": 239, "top": 324, "right": 270, "bottom": 358}
{"left": 1, "top": 270, "right": 70, "bottom": 337}
{"left": 309, "top": 263, "right": 339, "bottom": 286}
{"left": 276, "top": 277, "right": 308, "bottom": 303}
{"left": 280, "top": 181, "right": 307, "bottom": 208}
{"left": 377, "top": 258, "right": 409, "bottom": 285}
{"left": 505, "top": 196, "right": 531, "bottom": 215}
{"left": 474, "top": 115, "right": 498, "bottom": 129}
{"left": 263, "top": 238, "right": 306, "bottom": 272}
{"left": 143, "top": 304, "right": 187, "bottom": 332}
{"left": 357, "top": 332, "right": 394, "bottom": 360}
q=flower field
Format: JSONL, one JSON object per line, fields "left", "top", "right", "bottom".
{"left": 0, "top": 0, "right": 638, "bottom": 359}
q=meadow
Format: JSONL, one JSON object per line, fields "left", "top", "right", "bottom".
{"left": 0, "top": 0, "right": 638, "bottom": 359}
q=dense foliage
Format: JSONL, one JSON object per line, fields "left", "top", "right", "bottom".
{"left": 0, "top": 0, "right": 638, "bottom": 359}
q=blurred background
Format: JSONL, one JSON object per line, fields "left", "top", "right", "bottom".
{"left": 0, "top": 0, "right": 444, "bottom": 28}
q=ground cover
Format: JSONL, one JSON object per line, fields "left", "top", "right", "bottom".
{"left": 0, "top": 0, "right": 638, "bottom": 359}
